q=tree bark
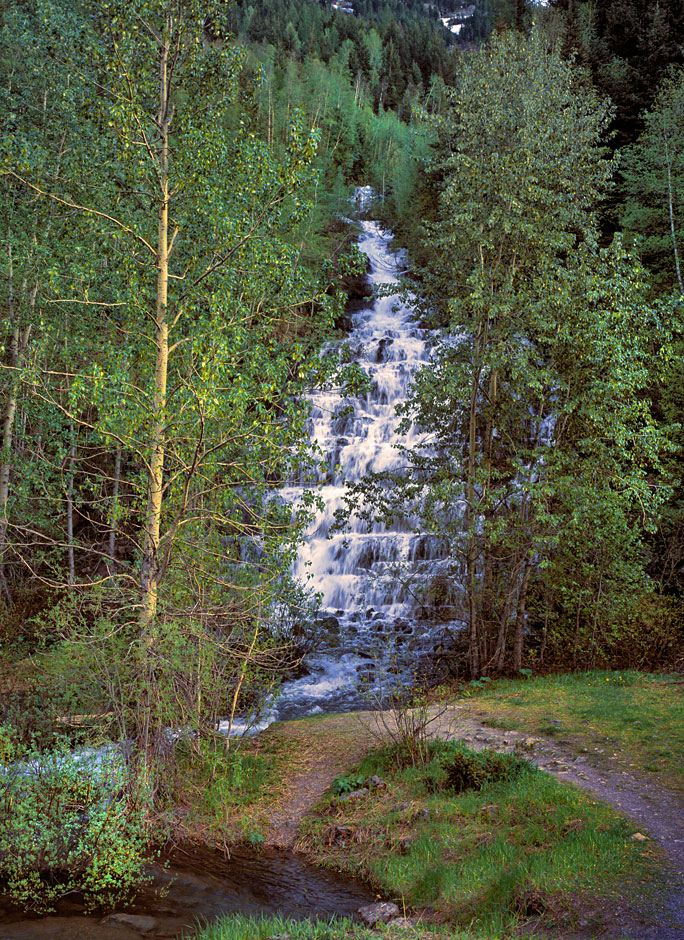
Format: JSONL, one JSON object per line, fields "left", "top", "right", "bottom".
{"left": 66, "top": 418, "right": 76, "bottom": 586}
{"left": 663, "top": 124, "right": 683, "bottom": 292}
{"left": 140, "top": 33, "right": 171, "bottom": 635}
{"left": 512, "top": 557, "right": 531, "bottom": 672}
{"left": 108, "top": 445, "right": 122, "bottom": 573}
{"left": 137, "top": 30, "right": 172, "bottom": 782}
{"left": 0, "top": 244, "right": 33, "bottom": 600}
{"left": 466, "top": 363, "right": 481, "bottom": 678}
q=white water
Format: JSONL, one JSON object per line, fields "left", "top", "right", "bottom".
{"left": 223, "top": 203, "right": 453, "bottom": 735}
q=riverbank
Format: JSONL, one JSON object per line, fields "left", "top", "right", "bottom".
{"left": 2, "top": 671, "right": 683, "bottom": 939}
{"left": 194, "top": 671, "right": 684, "bottom": 940}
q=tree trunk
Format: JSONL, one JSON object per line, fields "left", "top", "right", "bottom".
{"left": 466, "top": 364, "right": 480, "bottom": 677}
{"left": 108, "top": 445, "right": 122, "bottom": 573}
{"left": 137, "top": 31, "right": 172, "bottom": 781}
{"left": 66, "top": 418, "right": 76, "bottom": 586}
{"left": 140, "top": 34, "right": 171, "bottom": 635}
{"left": 663, "top": 126, "right": 683, "bottom": 292}
{"left": 512, "top": 558, "right": 531, "bottom": 672}
{"left": 0, "top": 245, "right": 33, "bottom": 599}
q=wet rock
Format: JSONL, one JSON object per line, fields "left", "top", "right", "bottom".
{"left": 376, "top": 337, "right": 393, "bottom": 362}
{"left": 316, "top": 615, "right": 340, "bottom": 633}
{"left": 101, "top": 913, "right": 158, "bottom": 933}
{"left": 339, "top": 787, "right": 369, "bottom": 803}
{"left": 334, "top": 313, "right": 354, "bottom": 333}
{"left": 357, "top": 901, "right": 400, "bottom": 926}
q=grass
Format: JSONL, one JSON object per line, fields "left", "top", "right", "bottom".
{"left": 173, "top": 733, "right": 296, "bottom": 843}
{"left": 192, "top": 913, "right": 461, "bottom": 940}
{"left": 172, "top": 710, "right": 375, "bottom": 844}
{"left": 297, "top": 740, "right": 653, "bottom": 938}
{"left": 461, "top": 670, "right": 684, "bottom": 787}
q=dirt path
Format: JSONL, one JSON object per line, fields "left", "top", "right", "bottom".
{"left": 432, "top": 709, "right": 684, "bottom": 940}
{"left": 264, "top": 713, "right": 376, "bottom": 848}
{"left": 263, "top": 705, "right": 684, "bottom": 938}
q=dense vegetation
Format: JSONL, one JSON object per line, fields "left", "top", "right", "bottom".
{"left": 1, "top": 0, "right": 683, "bottom": 918}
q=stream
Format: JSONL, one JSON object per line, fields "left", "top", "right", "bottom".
{"left": 224, "top": 192, "right": 453, "bottom": 735}
{"left": 0, "top": 845, "right": 376, "bottom": 939}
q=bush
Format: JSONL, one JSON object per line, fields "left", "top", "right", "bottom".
{"left": 0, "top": 738, "right": 150, "bottom": 913}
{"left": 443, "top": 746, "right": 531, "bottom": 793}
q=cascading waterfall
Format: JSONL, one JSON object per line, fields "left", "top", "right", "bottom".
{"left": 224, "top": 195, "right": 453, "bottom": 734}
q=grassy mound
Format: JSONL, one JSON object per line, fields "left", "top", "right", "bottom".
{"left": 298, "top": 740, "right": 650, "bottom": 937}
{"left": 192, "top": 913, "right": 464, "bottom": 940}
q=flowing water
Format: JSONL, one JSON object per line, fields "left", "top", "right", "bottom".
{"left": 224, "top": 198, "right": 454, "bottom": 735}
{"left": 0, "top": 846, "right": 376, "bottom": 939}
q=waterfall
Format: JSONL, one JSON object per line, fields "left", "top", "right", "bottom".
{"left": 223, "top": 199, "right": 452, "bottom": 735}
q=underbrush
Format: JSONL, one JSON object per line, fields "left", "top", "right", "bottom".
{"left": 0, "top": 733, "right": 150, "bottom": 913}
{"left": 298, "top": 740, "right": 649, "bottom": 937}
{"left": 462, "top": 670, "right": 684, "bottom": 786}
{"left": 171, "top": 733, "right": 294, "bottom": 844}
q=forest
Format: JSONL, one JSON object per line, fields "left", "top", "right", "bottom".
{"left": 1, "top": 0, "right": 684, "bottom": 935}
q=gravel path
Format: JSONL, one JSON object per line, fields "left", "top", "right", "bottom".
{"left": 432, "top": 712, "right": 684, "bottom": 940}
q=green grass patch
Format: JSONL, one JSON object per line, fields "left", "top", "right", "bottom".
{"left": 173, "top": 734, "right": 295, "bottom": 843}
{"left": 299, "top": 741, "right": 650, "bottom": 938}
{"left": 192, "top": 912, "right": 485, "bottom": 940}
{"left": 463, "top": 670, "right": 684, "bottom": 787}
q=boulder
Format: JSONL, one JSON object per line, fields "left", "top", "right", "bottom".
{"left": 339, "top": 787, "right": 369, "bottom": 803}
{"left": 101, "top": 913, "right": 158, "bottom": 933}
{"left": 357, "top": 901, "right": 400, "bottom": 927}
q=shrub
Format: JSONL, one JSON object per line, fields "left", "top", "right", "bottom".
{"left": 442, "top": 745, "right": 531, "bottom": 793}
{"left": 0, "top": 742, "right": 150, "bottom": 913}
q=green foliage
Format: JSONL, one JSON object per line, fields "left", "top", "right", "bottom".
{"left": 441, "top": 745, "right": 531, "bottom": 794}
{"left": 331, "top": 770, "right": 367, "bottom": 794}
{"left": 368, "top": 27, "right": 674, "bottom": 674}
{"left": 621, "top": 68, "right": 684, "bottom": 291}
{"left": 571, "top": 0, "right": 684, "bottom": 147}
{"left": 0, "top": 740, "right": 150, "bottom": 913}
{"left": 0, "top": 0, "right": 339, "bottom": 795}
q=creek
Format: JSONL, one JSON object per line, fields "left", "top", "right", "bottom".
{"left": 225, "top": 192, "right": 452, "bottom": 735}
{"left": 0, "top": 845, "right": 376, "bottom": 939}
